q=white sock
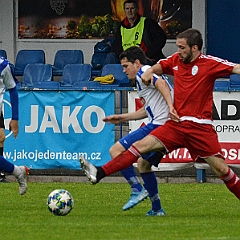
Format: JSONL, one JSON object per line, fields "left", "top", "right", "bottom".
{"left": 12, "top": 165, "right": 21, "bottom": 177}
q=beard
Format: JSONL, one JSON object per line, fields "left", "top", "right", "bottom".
{"left": 181, "top": 50, "right": 193, "bottom": 64}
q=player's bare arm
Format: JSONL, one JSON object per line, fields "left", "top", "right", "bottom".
{"left": 103, "top": 114, "right": 125, "bottom": 124}
{"left": 155, "top": 78, "right": 179, "bottom": 122}
{"left": 232, "top": 64, "right": 240, "bottom": 74}
{"left": 130, "top": 107, "right": 148, "bottom": 120}
{"left": 141, "top": 63, "right": 163, "bottom": 85}
{"left": 9, "top": 119, "right": 18, "bottom": 138}
{"left": 103, "top": 107, "right": 147, "bottom": 124}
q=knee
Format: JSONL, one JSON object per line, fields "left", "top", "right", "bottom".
{"left": 132, "top": 140, "right": 145, "bottom": 153}
{"left": 109, "top": 144, "right": 123, "bottom": 158}
{"left": 0, "top": 135, "right": 5, "bottom": 147}
{"left": 109, "top": 146, "right": 115, "bottom": 157}
{"left": 138, "top": 158, "right": 152, "bottom": 173}
{"left": 206, "top": 157, "right": 229, "bottom": 177}
{"left": 133, "top": 136, "right": 162, "bottom": 154}
{"left": 217, "top": 162, "right": 229, "bottom": 176}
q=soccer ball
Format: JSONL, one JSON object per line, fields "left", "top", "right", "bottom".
{"left": 47, "top": 189, "right": 74, "bottom": 216}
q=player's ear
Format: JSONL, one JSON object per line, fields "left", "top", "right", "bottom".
{"left": 134, "top": 59, "right": 141, "bottom": 66}
{"left": 191, "top": 44, "right": 198, "bottom": 52}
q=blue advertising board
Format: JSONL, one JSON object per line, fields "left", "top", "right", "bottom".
{"left": 3, "top": 90, "right": 115, "bottom": 169}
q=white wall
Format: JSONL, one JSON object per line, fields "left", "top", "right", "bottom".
{"left": 1, "top": 0, "right": 16, "bottom": 62}
{"left": 0, "top": 0, "right": 206, "bottom": 64}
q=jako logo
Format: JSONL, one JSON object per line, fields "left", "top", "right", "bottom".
{"left": 25, "top": 105, "right": 106, "bottom": 133}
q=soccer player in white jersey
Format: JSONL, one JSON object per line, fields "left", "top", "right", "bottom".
{"left": 81, "top": 28, "right": 240, "bottom": 204}
{"left": 81, "top": 46, "right": 175, "bottom": 216}
{"left": 0, "top": 57, "right": 29, "bottom": 194}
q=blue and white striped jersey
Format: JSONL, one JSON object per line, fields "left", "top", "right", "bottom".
{"left": 0, "top": 57, "right": 17, "bottom": 113}
{"left": 136, "top": 65, "right": 174, "bottom": 125}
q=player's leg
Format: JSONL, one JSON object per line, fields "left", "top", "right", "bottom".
{"left": 109, "top": 142, "right": 147, "bottom": 210}
{"left": 80, "top": 121, "right": 177, "bottom": 184}
{"left": 0, "top": 111, "right": 7, "bottom": 182}
{"left": 102, "top": 133, "right": 165, "bottom": 176}
{"left": 0, "top": 127, "right": 7, "bottom": 182}
{"left": 204, "top": 156, "right": 240, "bottom": 199}
{"left": 120, "top": 166, "right": 144, "bottom": 193}
{"left": 0, "top": 113, "right": 29, "bottom": 194}
{"left": 110, "top": 142, "right": 143, "bottom": 193}
{"left": 0, "top": 155, "right": 29, "bottom": 194}
{"left": 80, "top": 134, "right": 164, "bottom": 184}
{"left": 0, "top": 127, "right": 5, "bottom": 155}
{"left": 120, "top": 165, "right": 149, "bottom": 211}
{"left": 121, "top": 164, "right": 149, "bottom": 211}
{"left": 139, "top": 152, "right": 166, "bottom": 216}
{"left": 80, "top": 124, "right": 162, "bottom": 207}
{"left": 187, "top": 121, "right": 240, "bottom": 200}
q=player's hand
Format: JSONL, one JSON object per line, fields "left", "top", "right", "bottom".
{"left": 9, "top": 119, "right": 19, "bottom": 138}
{"left": 141, "top": 68, "right": 153, "bottom": 86}
{"left": 169, "top": 107, "right": 180, "bottom": 122}
{"left": 103, "top": 115, "right": 123, "bottom": 124}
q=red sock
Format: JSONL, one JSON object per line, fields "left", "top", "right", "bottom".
{"left": 221, "top": 168, "right": 240, "bottom": 199}
{"left": 102, "top": 145, "right": 141, "bottom": 176}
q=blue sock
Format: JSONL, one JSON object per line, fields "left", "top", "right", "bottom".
{"left": 0, "top": 155, "right": 14, "bottom": 173}
{"left": 141, "top": 172, "right": 161, "bottom": 212}
{"left": 121, "top": 165, "right": 142, "bottom": 192}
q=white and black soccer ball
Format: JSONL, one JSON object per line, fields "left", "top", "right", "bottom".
{"left": 47, "top": 189, "right": 74, "bottom": 216}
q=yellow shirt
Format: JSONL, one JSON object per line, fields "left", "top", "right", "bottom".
{"left": 120, "top": 17, "right": 145, "bottom": 50}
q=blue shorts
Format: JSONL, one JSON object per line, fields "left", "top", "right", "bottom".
{"left": 119, "top": 122, "right": 163, "bottom": 167}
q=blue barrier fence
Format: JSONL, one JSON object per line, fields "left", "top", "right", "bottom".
{"left": 4, "top": 90, "right": 115, "bottom": 169}
{"left": 3, "top": 77, "right": 240, "bottom": 182}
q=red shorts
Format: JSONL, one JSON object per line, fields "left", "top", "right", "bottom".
{"left": 149, "top": 120, "right": 224, "bottom": 161}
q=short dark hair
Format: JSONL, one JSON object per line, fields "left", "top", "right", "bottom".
{"left": 177, "top": 28, "right": 203, "bottom": 51}
{"left": 124, "top": 0, "right": 138, "bottom": 9}
{"left": 119, "top": 46, "right": 147, "bottom": 64}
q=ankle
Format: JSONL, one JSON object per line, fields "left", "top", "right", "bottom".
{"left": 12, "top": 165, "right": 21, "bottom": 177}
{"left": 96, "top": 167, "right": 106, "bottom": 182}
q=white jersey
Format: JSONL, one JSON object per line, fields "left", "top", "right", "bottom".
{"left": 0, "top": 57, "right": 16, "bottom": 113}
{"left": 136, "top": 65, "right": 174, "bottom": 125}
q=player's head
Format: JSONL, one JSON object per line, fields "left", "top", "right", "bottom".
{"left": 124, "top": 0, "right": 139, "bottom": 21}
{"left": 124, "top": 0, "right": 138, "bottom": 9}
{"left": 119, "top": 46, "right": 146, "bottom": 80}
{"left": 177, "top": 28, "right": 203, "bottom": 50}
{"left": 120, "top": 46, "right": 147, "bottom": 64}
{"left": 176, "top": 28, "right": 203, "bottom": 64}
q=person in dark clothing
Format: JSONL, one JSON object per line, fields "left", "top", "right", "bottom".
{"left": 106, "top": 0, "right": 166, "bottom": 65}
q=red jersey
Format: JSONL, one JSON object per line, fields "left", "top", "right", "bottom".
{"left": 159, "top": 53, "right": 236, "bottom": 120}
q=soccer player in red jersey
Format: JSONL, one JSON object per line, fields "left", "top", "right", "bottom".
{"left": 81, "top": 28, "right": 240, "bottom": 201}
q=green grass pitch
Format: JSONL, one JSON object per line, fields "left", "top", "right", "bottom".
{"left": 0, "top": 182, "right": 239, "bottom": 240}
